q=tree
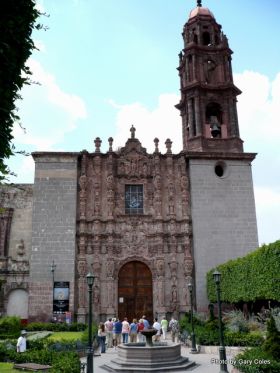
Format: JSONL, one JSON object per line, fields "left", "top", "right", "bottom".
{"left": 0, "top": 0, "right": 41, "bottom": 181}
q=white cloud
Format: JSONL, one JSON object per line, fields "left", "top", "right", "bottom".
{"left": 112, "top": 93, "right": 181, "bottom": 153}
{"left": 7, "top": 59, "right": 88, "bottom": 182}
{"left": 28, "top": 59, "right": 87, "bottom": 122}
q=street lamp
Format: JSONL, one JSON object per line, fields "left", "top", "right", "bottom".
{"left": 213, "top": 270, "right": 228, "bottom": 373}
{"left": 86, "top": 272, "right": 95, "bottom": 373}
{"left": 50, "top": 260, "right": 56, "bottom": 283}
{"left": 50, "top": 261, "right": 56, "bottom": 319}
{"left": 188, "top": 282, "right": 197, "bottom": 353}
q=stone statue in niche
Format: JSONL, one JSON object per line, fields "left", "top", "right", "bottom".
{"left": 93, "top": 285, "right": 100, "bottom": 305}
{"left": 169, "top": 257, "right": 178, "bottom": 280}
{"left": 204, "top": 58, "right": 218, "bottom": 84}
{"left": 156, "top": 258, "right": 165, "bottom": 277}
{"left": 157, "top": 281, "right": 164, "bottom": 306}
{"left": 78, "top": 260, "right": 86, "bottom": 277}
{"left": 171, "top": 285, "right": 178, "bottom": 303}
{"left": 142, "top": 163, "right": 148, "bottom": 177}
{"left": 106, "top": 174, "right": 114, "bottom": 190}
{"left": 79, "top": 174, "right": 87, "bottom": 192}
{"left": 91, "top": 259, "right": 101, "bottom": 278}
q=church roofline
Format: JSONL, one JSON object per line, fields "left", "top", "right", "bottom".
{"left": 185, "top": 151, "right": 257, "bottom": 161}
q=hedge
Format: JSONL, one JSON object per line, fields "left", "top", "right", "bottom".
{"left": 207, "top": 240, "right": 280, "bottom": 303}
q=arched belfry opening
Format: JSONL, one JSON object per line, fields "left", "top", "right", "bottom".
{"left": 206, "top": 102, "right": 223, "bottom": 138}
{"left": 118, "top": 261, "right": 153, "bottom": 322}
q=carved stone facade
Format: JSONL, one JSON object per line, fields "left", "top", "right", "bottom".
{"left": 0, "top": 185, "right": 32, "bottom": 317}
{"left": 75, "top": 133, "right": 193, "bottom": 321}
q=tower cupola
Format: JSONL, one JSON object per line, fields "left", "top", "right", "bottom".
{"left": 176, "top": 1, "right": 243, "bottom": 153}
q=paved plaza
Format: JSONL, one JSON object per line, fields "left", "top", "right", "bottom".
{"left": 81, "top": 334, "right": 236, "bottom": 372}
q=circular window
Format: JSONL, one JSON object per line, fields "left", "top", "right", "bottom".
{"left": 214, "top": 161, "right": 227, "bottom": 178}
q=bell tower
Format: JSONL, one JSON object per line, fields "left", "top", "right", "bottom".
{"left": 179, "top": 2, "right": 259, "bottom": 312}
{"left": 176, "top": 0, "right": 243, "bottom": 153}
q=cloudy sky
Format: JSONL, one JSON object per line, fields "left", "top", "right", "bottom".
{"left": 7, "top": 0, "right": 280, "bottom": 245}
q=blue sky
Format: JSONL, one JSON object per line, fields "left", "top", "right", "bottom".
{"left": 7, "top": 0, "right": 280, "bottom": 245}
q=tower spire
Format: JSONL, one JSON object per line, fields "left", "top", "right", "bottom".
{"left": 197, "top": 0, "right": 202, "bottom": 7}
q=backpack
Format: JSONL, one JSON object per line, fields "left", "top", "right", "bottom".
{"left": 171, "top": 320, "right": 179, "bottom": 332}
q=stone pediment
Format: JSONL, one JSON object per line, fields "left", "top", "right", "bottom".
{"left": 117, "top": 127, "right": 151, "bottom": 178}
{"left": 118, "top": 137, "right": 147, "bottom": 156}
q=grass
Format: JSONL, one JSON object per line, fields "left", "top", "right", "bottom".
{"left": 47, "top": 331, "right": 83, "bottom": 341}
{"left": 0, "top": 362, "right": 20, "bottom": 372}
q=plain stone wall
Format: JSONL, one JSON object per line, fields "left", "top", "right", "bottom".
{"left": 189, "top": 158, "right": 259, "bottom": 312}
{"left": 29, "top": 154, "right": 78, "bottom": 321}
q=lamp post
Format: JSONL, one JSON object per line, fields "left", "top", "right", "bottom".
{"left": 50, "top": 261, "right": 56, "bottom": 318}
{"left": 50, "top": 260, "right": 56, "bottom": 284}
{"left": 213, "top": 270, "right": 228, "bottom": 373}
{"left": 188, "top": 282, "right": 197, "bottom": 353}
{"left": 86, "top": 272, "right": 95, "bottom": 373}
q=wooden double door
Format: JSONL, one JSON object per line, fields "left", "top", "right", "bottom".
{"left": 118, "top": 261, "right": 153, "bottom": 323}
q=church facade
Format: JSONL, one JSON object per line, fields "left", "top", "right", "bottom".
{"left": 0, "top": 2, "right": 258, "bottom": 322}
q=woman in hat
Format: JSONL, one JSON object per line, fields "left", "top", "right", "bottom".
{"left": 17, "top": 330, "right": 27, "bottom": 352}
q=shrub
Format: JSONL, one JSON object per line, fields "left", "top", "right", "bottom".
{"left": 26, "top": 322, "right": 86, "bottom": 332}
{"left": 50, "top": 352, "right": 80, "bottom": 373}
{"left": 224, "top": 331, "right": 263, "bottom": 347}
{"left": 207, "top": 240, "right": 280, "bottom": 303}
{"left": 223, "top": 310, "right": 249, "bottom": 333}
{"left": 0, "top": 341, "right": 80, "bottom": 372}
{"left": 81, "top": 322, "right": 98, "bottom": 343}
{"left": 270, "top": 307, "right": 280, "bottom": 332}
{"left": 234, "top": 347, "right": 280, "bottom": 373}
{"left": 0, "top": 316, "right": 21, "bottom": 339}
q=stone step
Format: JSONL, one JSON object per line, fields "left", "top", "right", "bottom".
{"left": 100, "top": 359, "right": 196, "bottom": 372}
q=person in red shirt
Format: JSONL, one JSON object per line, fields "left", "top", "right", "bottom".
{"left": 137, "top": 319, "right": 145, "bottom": 342}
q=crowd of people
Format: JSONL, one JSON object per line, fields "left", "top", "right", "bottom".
{"left": 97, "top": 315, "right": 180, "bottom": 353}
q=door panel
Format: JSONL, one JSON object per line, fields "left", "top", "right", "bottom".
{"left": 118, "top": 261, "right": 153, "bottom": 323}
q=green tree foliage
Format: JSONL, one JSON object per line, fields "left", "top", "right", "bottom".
{"left": 0, "top": 0, "right": 41, "bottom": 181}
{"left": 207, "top": 240, "right": 280, "bottom": 303}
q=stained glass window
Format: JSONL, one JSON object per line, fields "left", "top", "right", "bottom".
{"left": 125, "top": 185, "right": 143, "bottom": 214}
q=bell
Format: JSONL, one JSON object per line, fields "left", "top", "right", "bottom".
{"left": 210, "top": 123, "right": 221, "bottom": 138}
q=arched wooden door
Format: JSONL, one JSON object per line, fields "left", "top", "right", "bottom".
{"left": 118, "top": 261, "right": 153, "bottom": 323}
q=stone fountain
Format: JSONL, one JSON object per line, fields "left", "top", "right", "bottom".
{"left": 101, "top": 328, "right": 195, "bottom": 372}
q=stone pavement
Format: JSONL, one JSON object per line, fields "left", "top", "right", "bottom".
{"left": 81, "top": 335, "right": 236, "bottom": 372}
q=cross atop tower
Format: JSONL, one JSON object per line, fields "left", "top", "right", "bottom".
{"left": 130, "top": 125, "right": 136, "bottom": 139}
{"left": 197, "top": 0, "right": 202, "bottom": 7}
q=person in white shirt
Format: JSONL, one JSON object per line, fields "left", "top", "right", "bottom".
{"left": 104, "top": 318, "right": 114, "bottom": 348}
{"left": 152, "top": 318, "right": 161, "bottom": 342}
{"left": 17, "top": 330, "right": 27, "bottom": 352}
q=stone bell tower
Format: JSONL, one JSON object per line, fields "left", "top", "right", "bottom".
{"left": 177, "top": 1, "right": 259, "bottom": 311}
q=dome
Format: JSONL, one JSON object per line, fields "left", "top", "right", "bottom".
{"left": 189, "top": 6, "right": 215, "bottom": 20}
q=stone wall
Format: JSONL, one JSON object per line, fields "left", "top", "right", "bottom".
{"left": 29, "top": 153, "right": 78, "bottom": 321}
{"left": 189, "top": 157, "right": 259, "bottom": 311}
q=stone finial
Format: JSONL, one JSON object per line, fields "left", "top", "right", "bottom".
{"left": 108, "top": 137, "right": 113, "bottom": 152}
{"left": 154, "top": 138, "right": 159, "bottom": 153}
{"left": 94, "top": 137, "right": 102, "bottom": 153}
{"left": 165, "top": 138, "right": 172, "bottom": 154}
{"left": 130, "top": 125, "right": 136, "bottom": 139}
